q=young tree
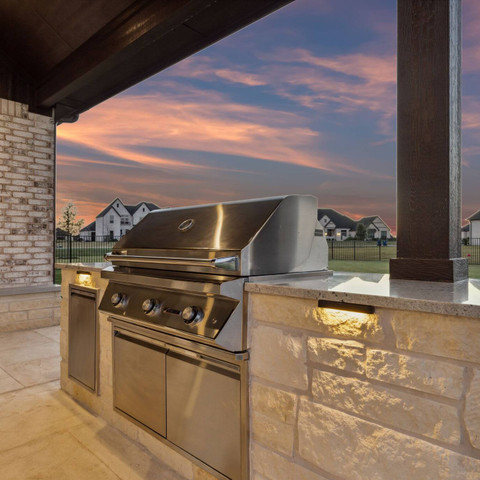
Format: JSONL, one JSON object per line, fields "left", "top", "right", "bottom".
{"left": 57, "top": 201, "right": 85, "bottom": 236}
{"left": 355, "top": 222, "right": 367, "bottom": 241}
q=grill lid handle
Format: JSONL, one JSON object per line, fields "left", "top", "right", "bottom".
{"left": 104, "top": 253, "right": 239, "bottom": 271}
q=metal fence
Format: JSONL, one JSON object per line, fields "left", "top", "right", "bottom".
{"left": 328, "top": 240, "right": 397, "bottom": 262}
{"left": 328, "top": 239, "right": 480, "bottom": 265}
{"left": 54, "top": 235, "right": 480, "bottom": 265}
{"left": 55, "top": 235, "right": 120, "bottom": 264}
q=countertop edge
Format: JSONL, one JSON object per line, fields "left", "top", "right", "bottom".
{"left": 245, "top": 281, "right": 480, "bottom": 318}
{"left": 55, "top": 262, "right": 110, "bottom": 273}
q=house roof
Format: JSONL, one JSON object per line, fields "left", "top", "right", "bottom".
{"left": 0, "top": 0, "right": 292, "bottom": 122}
{"left": 468, "top": 209, "right": 480, "bottom": 221}
{"left": 96, "top": 199, "right": 123, "bottom": 218}
{"left": 96, "top": 199, "right": 161, "bottom": 218}
{"left": 317, "top": 209, "right": 357, "bottom": 230}
{"left": 357, "top": 216, "right": 378, "bottom": 227}
{"left": 125, "top": 202, "right": 161, "bottom": 215}
{"left": 80, "top": 221, "right": 96, "bottom": 232}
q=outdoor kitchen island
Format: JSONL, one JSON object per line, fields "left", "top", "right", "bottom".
{"left": 59, "top": 261, "right": 480, "bottom": 480}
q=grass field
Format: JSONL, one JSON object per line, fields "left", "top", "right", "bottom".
{"left": 329, "top": 260, "right": 480, "bottom": 278}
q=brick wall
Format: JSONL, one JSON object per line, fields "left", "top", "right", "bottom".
{"left": 248, "top": 293, "right": 480, "bottom": 480}
{"left": 0, "top": 99, "right": 55, "bottom": 287}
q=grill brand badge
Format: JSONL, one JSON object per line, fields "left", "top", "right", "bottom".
{"left": 178, "top": 218, "right": 195, "bottom": 232}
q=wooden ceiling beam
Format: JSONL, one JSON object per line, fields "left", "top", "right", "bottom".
{"left": 34, "top": 0, "right": 292, "bottom": 122}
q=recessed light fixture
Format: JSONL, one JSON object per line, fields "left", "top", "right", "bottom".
{"left": 318, "top": 300, "right": 375, "bottom": 314}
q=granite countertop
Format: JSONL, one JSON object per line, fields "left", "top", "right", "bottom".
{"left": 55, "top": 262, "right": 110, "bottom": 273}
{"left": 246, "top": 271, "right": 480, "bottom": 318}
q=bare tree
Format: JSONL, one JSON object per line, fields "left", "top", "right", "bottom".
{"left": 57, "top": 202, "right": 85, "bottom": 236}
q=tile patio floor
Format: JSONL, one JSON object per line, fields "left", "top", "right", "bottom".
{"left": 0, "top": 326, "right": 184, "bottom": 479}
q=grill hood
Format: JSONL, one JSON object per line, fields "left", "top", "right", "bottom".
{"left": 106, "top": 195, "right": 328, "bottom": 277}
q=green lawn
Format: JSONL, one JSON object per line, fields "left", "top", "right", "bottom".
{"left": 55, "top": 268, "right": 62, "bottom": 285}
{"left": 329, "top": 260, "right": 480, "bottom": 279}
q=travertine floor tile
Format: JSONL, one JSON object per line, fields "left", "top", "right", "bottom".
{"left": 3, "top": 355, "right": 60, "bottom": 387}
{"left": 70, "top": 421, "right": 186, "bottom": 480}
{"left": 0, "top": 374, "right": 23, "bottom": 394}
{"left": 0, "top": 431, "right": 122, "bottom": 480}
{"left": 0, "top": 329, "right": 51, "bottom": 352}
{"left": 35, "top": 325, "right": 60, "bottom": 342}
{"left": 0, "top": 388, "right": 92, "bottom": 452}
{"left": 0, "top": 339, "right": 59, "bottom": 367}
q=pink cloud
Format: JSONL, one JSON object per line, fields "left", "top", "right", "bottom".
{"left": 58, "top": 87, "right": 342, "bottom": 174}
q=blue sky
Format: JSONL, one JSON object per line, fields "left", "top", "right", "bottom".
{"left": 56, "top": 0, "right": 480, "bottom": 233}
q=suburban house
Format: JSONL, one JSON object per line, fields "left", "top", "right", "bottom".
{"left": 317, "top": 208, "right": 392, "bottom": 241}
{"left": 80, "top": 198, "right": 160, "bottom": 240}
{"left": 466, "top": 209, "right": 480, "bottom": 241}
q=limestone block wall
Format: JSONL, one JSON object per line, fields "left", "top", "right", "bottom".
{"left": 60, "top": 268, "right": 217, "bottom": 480}
{"left": 0, "top": 99, "right": 55, "bottom": 287}
{"left": 248, "top": 292, "right": 480, "bottom": 480}
{"left": 0, "top": 288, "right": 60, "bottom": 332}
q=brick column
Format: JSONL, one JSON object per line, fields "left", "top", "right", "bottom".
{"left": 0, "top": 99, "right": 59, "bottom": 331}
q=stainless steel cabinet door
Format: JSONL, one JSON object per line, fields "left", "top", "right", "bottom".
{"left": 68, "top": 288, "right": 97, "bottom": 391}
{"left": 166, "top": 351, "right": 241, "bottom": 480}
{"left": 113, "top": 332, "right": 167, "bottom": 437}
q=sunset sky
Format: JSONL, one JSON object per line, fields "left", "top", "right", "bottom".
{"left": 56, "top": 0, "right": 480, "bottom": 233}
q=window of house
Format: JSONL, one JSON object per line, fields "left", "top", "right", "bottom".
{"left": 109, "top": 215, "right": 114, "bottom": 224}
{"left": 341, "top": 229, "right": 348, "bottom": 238}
{"left": 120, "top": 216, "right": 129, "bottom": 225}
{"left": 143, "top": 207, "right": 145, "bottom": 212}
{"left": 116, "top": 203, "right": 119, "bottom": 208}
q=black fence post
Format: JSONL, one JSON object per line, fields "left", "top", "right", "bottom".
{"left": 379, "top": 242, "right": 381, "bottom": 261}
{"left": 68, "top": 234, "right": 72, "bottom": 263}
{"left": 353, "top": 240, "right": 356, "bottom": 261}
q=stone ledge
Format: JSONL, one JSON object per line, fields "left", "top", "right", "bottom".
{"left": 0, "top": 284, "right": 60, "bottom": 297}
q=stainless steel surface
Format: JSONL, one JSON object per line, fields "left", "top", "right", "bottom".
{"left": 110, "top": 320, "right": 249, "bottom": 363}
{"left": 107, "top": 195, "right": 328, "bottom": 276}
{"left": 99, "top": 281, "right": 239, "bottom": 347}
{"left": 100, "top": 195, "right": 330, "bottom": 480}
{"left": 113, "top": 330, "right": 167, "bottom": 437}
{"left": 167, "top": 350, "right": 241, "bottom": 480}
{"left": 68, "top": 285, "right": 98, "bottom": 392}
{"left": 104, "top": 253, "right": 239, "bottom": 272}
{"left": 110, "top": 320, "right": 248, "bottom": 480}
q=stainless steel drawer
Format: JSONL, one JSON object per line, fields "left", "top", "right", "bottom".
{"left": 68, "top": 285, "right": 98, "bottom": 391}
{"left": 113, "top": 331, "right": 167, "bottom": 437}
{"left": 166, "top": 350, "right": 241, "bottom": 480}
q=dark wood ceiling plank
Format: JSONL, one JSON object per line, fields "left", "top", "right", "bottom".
{"left": 37, "top": 0, "right": 197, "bottom": 107}
{"left": 38, "top": 0, "right": 293, "bottom": 121}
{"left": 33, "top": 0, "right": 137, "bottom": 50}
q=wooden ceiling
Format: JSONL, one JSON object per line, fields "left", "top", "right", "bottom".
{"left": 0, "top": 0, "right": 292, "bottom": 123}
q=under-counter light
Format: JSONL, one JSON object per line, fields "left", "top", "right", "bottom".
{"left": 318, "top": 300, "right": 375, "bottom": 314}
{"left": 75, "top": 271, "right": 95, "bottom": 287}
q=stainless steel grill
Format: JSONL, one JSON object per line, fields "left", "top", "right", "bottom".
{"left": 98, "top": 194, "right": 328, "bottom": 480}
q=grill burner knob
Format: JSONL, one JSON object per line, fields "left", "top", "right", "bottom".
{"left": 111, "top": 293, "right": 124, "bottom": 306}
{"left": 142, "top": 299, "right": 157, "bottom": 314}
{"left": 182, "top": 306, "right": 203, "bottom": 325}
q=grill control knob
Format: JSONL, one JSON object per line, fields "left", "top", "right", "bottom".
{"left": 142, "top": 299, "right": 157, "bottom": 314}
{"left": 182, "top": 306, "right": 203, "bottom": 325}
{"left": 111, "top": 293, "right": 124, "bottom": 306}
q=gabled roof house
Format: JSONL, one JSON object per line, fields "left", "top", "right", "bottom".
{"left": 80, "top": 198, "right": 160, "bottom": 240}
{"left": 317, "top": 208, "right": 392, "bottom": 241}
{"left": 466, "top": 209, "right": 480, "bottom": 240}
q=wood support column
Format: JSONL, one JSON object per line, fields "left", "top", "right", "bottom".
{"left": 390, "top": 0, "right": 467, "bottom": 282}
